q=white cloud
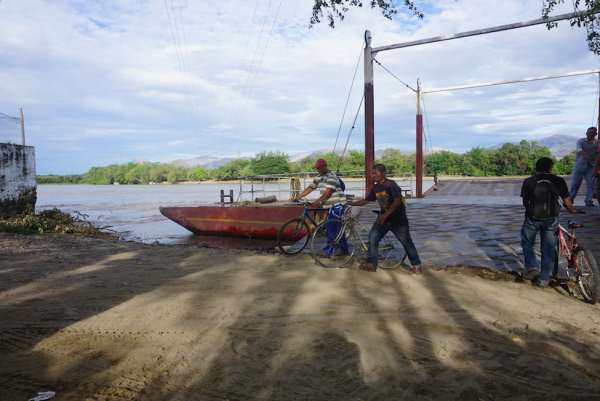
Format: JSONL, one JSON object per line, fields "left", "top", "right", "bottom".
{"left": 0, "top": 0, "right": 597, "bottom": 173}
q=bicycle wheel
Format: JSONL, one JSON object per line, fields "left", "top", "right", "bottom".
{"left": 553, "top": 241, "right": 570, "bottom": 280}
{"left": 277, "top": 218, "right": 310, "bottom": 255}
{"left": 377, "top": 235, "right": 406, "bottom": 270}
{"left": 573, "top": 247, "right": 600, "bottom": 304}
{"left": 310, "top": 222, "right": 355, "bottom": 268}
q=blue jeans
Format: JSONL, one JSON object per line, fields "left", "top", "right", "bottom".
{"left": 368, "top": 220, "right": 421, "bottom": 267}
{"left": 324, "top": 204, "right": 348, "bottom": 255}
{"left": 520, "top": 217, "right": 558, "bottom": 281}
{"left": 570, "top": 162, "right": 594, "bottom": 204}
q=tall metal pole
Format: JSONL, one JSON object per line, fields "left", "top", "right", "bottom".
{"left": 415, "top": 80, "right": 423, "bottom": 198}
{"left": 364, "top": 30, "right": 375, "bottom": 196}
{"left": 19, "top": 107, "right": 25, "bottom": 146}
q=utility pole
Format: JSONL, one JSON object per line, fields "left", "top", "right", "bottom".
{"left": 19, "top": 107, "right": 25, "bottom": 146}
{"left": 415, "top": 80, "right": 423, "bottom": 198}
{"left": 364, "top": 30, "right": 375, "bottom": 196}
{"left": 366, "top": 10, "right": 595, "bottom": 199}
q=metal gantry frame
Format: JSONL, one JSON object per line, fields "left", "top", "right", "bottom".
{"left": 363, "top": 10, "right": 599, "bottom": 197}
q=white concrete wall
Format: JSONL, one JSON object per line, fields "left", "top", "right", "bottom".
{"left": 0, "top": 143, "right": 36, "bottom": 215}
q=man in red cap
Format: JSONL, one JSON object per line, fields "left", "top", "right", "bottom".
{"left": 294, "top": 158, "right": 348, "bottom": 258}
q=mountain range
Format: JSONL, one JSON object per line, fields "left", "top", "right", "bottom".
{"left": 172, "top": 135, "right": 581, "bottom": 168}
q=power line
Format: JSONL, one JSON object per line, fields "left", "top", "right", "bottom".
{"left": 373, "top": 58, "right": 416, "bottom": 92}
{"left": 333, "top": 46, "right": 363, "bottom": 154}
{"left": 163, "top": 0, "right": 197, "bottom": 111}
{"left": 420, "top": 94, "right": 433, "bottom": 155}
{"left": 246, "top": 0, "right": 283, "bottom": 100}
{"left": 240, "top": 0, "right": 273, "bottom": 100}
{"left": 0, "top": 111, "right": 19, "bottom": 122}
{"left": 338, "top": 94, "right": 365, "bottom": 168}
{"left": 171, "top": 0, "right": 199, "bottom": 108}
{"left": 423, "top": 69, "right": 600, "bottom": 94}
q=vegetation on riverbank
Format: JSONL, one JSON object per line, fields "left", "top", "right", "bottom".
{"left": 0, "top": 209, "right": 112, "bottom": 237}
{"left": 38, "top": 141, "right": 575, "bottom": 184}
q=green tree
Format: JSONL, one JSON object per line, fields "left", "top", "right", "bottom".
{"left": 82, "top": 166, "right": 111, "bottom": 184}
{"left": 188, "top": 166, "right": 208, "bottom": 181}
{"left": 425, "top": 151, "right": 462, "bottom": 175}
{"left": 555, "top": 152, "right": 576, "bottom": 175}
{"left": 37, "top": 174, "right": 82, "bottom": 184}
{"left": 462, "top": 147, "right": 492, "bottom": 176}
{"left": 251, "top": 151, "right": 290, "bottom": 175}
{"left": 210, "top": 159, "right": 251, "bottom": 180}
{"left": 378, "top": 149, "right": 412, "bottom": 175}
{"left": 149, "top": 163, "right": 170, "bottom": 183}
{"left": 543, "top": 0, "right": 600, "bottom": 54}
{"left": 344, "top": 150, "right": 365, "bottom": 172}
{"left": 124, "top": 163, "right": 151, "bottom": 184}
{"left": 310, "top": 0, "right": 423, "bottom": 28}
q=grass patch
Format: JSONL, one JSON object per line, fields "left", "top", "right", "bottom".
{"left": 0, "top": 208, "right": 114, "bottom": 238}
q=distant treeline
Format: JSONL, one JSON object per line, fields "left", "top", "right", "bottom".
{"left": 38, "top": 141, "right": 576, "bottom": 185}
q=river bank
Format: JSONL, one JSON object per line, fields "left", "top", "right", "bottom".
{"left": 33, "top": 181, "right": 434, "bottom": 244}
{"left": 1, "top": 232, "right": 600, "bottom": 401}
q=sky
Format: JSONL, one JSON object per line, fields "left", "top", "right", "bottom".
{"left": 0, "top": 0, "right": 598, "bottom": 174}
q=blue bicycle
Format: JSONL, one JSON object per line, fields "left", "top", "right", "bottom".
{"left": 276, "top": 201, "right": 327, "bottom": 255}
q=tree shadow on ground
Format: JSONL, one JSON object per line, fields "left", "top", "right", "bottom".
{"left": 418, "top": 268, "right": 600, "bottom": 401}
{"left": 0, "top": 234, "right": 245, "bottom": 400}
{"left": 2, "top": 232, "right": 600, "bottom": 401}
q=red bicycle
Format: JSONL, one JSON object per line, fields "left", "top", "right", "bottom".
{"left": 554, "top": 222, "right": 600, "bottom": 304}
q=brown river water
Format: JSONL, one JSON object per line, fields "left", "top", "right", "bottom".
{"left": 38, "top": 181, "right": 427, "bottom": 246}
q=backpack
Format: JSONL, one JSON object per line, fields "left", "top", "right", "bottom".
{"left": 338, "top": 177, "right": 346, "bottom": 192}
{"left": 530, "top": 176, "right": 559, "bottom": 219}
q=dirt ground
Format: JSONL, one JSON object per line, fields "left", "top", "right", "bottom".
{"left": 1, "top": 232, "right": 600, "bottom": 401}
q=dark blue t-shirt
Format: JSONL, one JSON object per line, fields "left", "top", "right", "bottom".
{"left": 366, "top": 179, "right": 407, "bottom": 223}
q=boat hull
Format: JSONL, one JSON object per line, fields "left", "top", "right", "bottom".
{"left": 159, "top": 204, "right": 306, "bottom": 240}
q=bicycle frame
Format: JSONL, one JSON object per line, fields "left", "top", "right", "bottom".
{"left": 337, "top": 206, "right": 403, "bottom": 260}
{"left": 556, "top": 223, "right": 582, "bottom": 278}
{"left": 299, "top": 206, "right": 327, "bottom": 229}
{"left": 557, "top": 225, "right": 575, "bottom": 262}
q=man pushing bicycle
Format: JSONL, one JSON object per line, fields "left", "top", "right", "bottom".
{"left": 349, "top": 164, "right": 422, "bottom": 273}
{"left": 293, "top": 158, "right": 348, "bottom": 259}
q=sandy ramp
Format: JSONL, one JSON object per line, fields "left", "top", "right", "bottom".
{"left": 1, "top": 233, "right": 600, "bottom": 401}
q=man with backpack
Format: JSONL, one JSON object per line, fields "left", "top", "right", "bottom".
{"left": 521, "top": 157, "right": 582, "bottom": 287}
{"left": 294, "top": 158, "right": 348, "bottom": 259}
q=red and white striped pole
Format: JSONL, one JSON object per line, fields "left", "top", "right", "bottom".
{"left": 364, "top": 30, "right": 375, "bottom": 197}
{"left": 597, "top": 73, "right": 600, "bottom": 132}
{"left": 416, "top": 80, "right": 423, "bottom": 198}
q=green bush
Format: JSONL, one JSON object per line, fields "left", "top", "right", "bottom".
{"left": 0, "top": 209, "right": 112, "bottom": 237}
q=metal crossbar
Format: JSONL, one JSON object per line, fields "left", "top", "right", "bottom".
{"left": 372, "top": 10, "right": 597, "bottom": 53}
